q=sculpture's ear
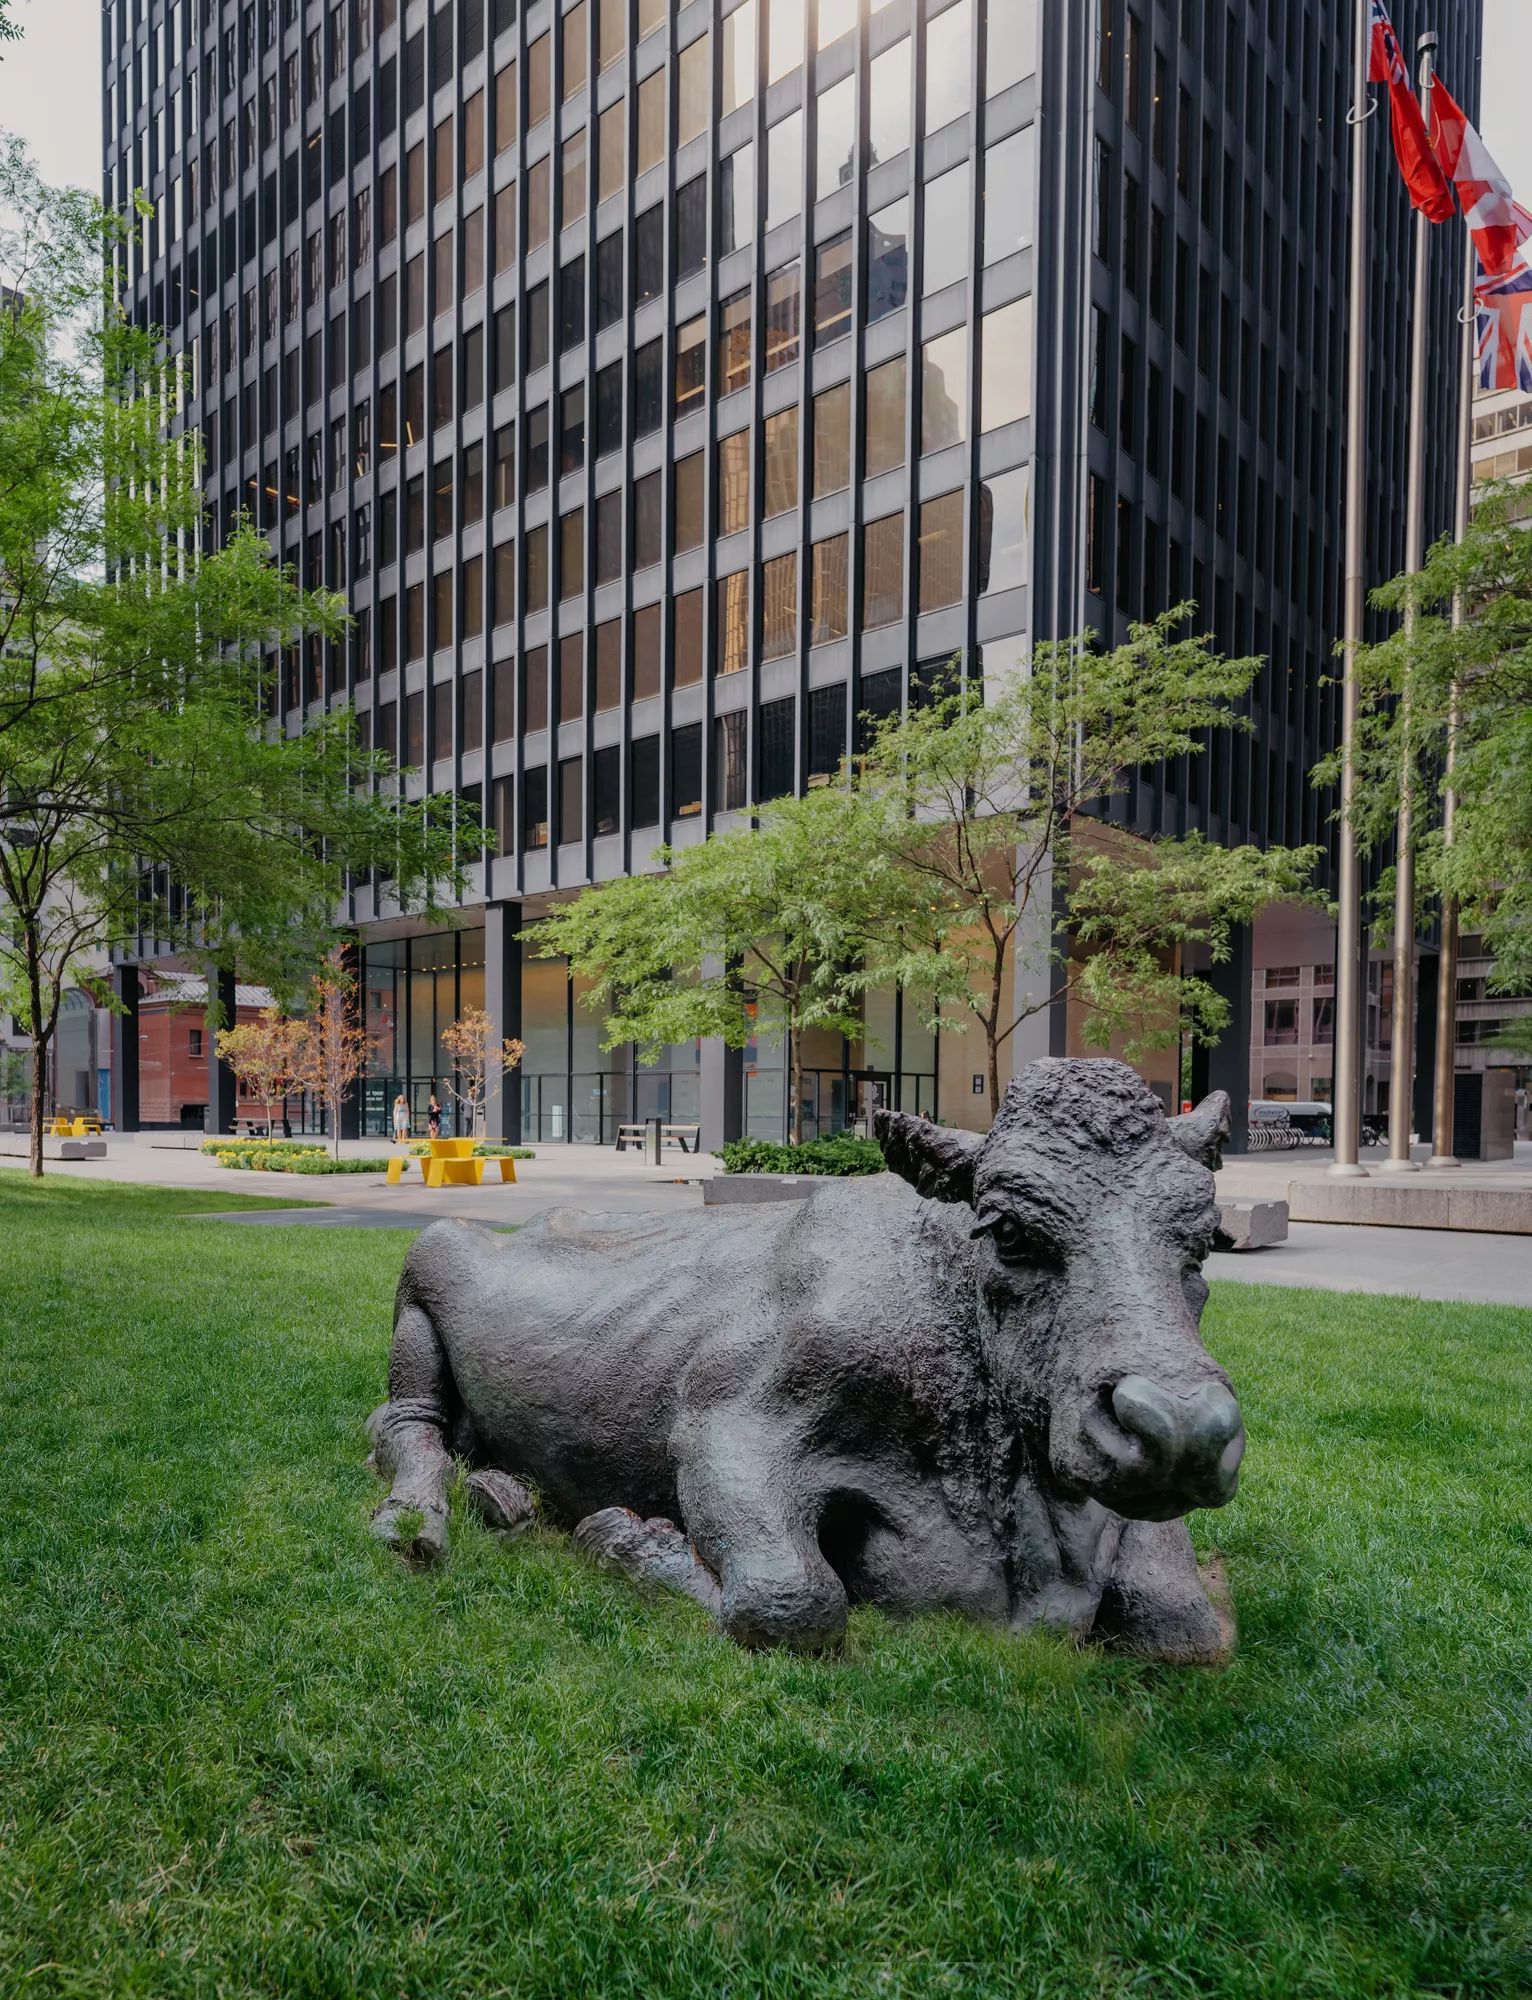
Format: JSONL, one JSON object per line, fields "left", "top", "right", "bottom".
{"left": 874, "top": 1110, "right": 982, "bottom": 1206}
{"left": 1168, "top": 1091, "right": 1231, "bottom": 1171}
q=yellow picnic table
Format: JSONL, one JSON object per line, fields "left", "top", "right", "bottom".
{"left": 48, "top": 1114, "right": 103, "bottom": 1139}
{"left": 387, "top": 1138, "right": 517, "bottom": 1189}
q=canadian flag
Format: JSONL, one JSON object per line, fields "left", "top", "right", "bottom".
{"left": 1369, "top": 0, "right": 1455, "bottom": 223}
{"left": 1430, "top": 78, "right": 1532, "bottom": 279}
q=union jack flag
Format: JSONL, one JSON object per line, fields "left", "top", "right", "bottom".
{"left": 1475, "top": 259, "right": 1532, "bottom": 392}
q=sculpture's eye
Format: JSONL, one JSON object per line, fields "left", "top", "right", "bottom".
{"left": 986, "top": 1214, "right": 1049, "bottom": 1264}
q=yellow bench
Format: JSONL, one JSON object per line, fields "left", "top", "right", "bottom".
{"left": 48, "top": 1115, "right": 103, "bottom": 1139}
{"left": 386, "top": 1138, "right": 517, "bottom": 1189}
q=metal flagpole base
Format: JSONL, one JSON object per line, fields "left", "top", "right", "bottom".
{"left": 1426, "top": 1154, "right": 1462, "bottom": 1170}
{"left": 1326, "top": 1162, "right": 1370, "bottom": 1179}
{"left": 1379, "top": 1157, "right": 1421, "bottom": 1174}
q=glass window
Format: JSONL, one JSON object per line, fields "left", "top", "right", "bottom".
{"left": 678, "top": 33, "right": 711, "bottom": 146}
{"left": 674, "top": 453, "right": 705, "bottom": 553}
{"left": 807, "top": 684, "right": 846, "bottom": 785}
{"left": 720, "top": 142, "right": 755, "bottom": 254}
{"left": 636, "top": 71, "right": 666, "bottom": 176}
{"left": 819, "top": 0, "right": 856, "bottom": 46}
{"left": 526, "top": 403, "right": 550, "bottom": 490}
{"left": 526, "top": 280, "right": 550, "bottom": 372}
{"left": 598, "top": 100, "right": 626, "bottom": 202}
{"left": 596, "top": 231, "right": 624, "bottom": 328}
{"left": 864, "top": 356, "right": 907, "bottom": 477}
{"left": 673, "top": 589, "right": 704, "bottom": 688}
{"left": 631, "top": 733, "right": 660, "bottom": 827}
{"left": 633, "top": 204, "right": 664, "bottom": 305}
{"left": 525, "top": 524, "right": 550, "bottom": 612}
{"left": 595, "top": 618, "right": 622, "bottom": 710}
{"left": 923, "top": 162, "right": 970, "bottom": 296}
{"left": 559, "top": 633, "right": 584, "bottom": 722}
{"left": 634, "top": 338, "right": 664, "bottom": 435}
{"left": 595, "top": 488, "right": 623, "bottom": 583}
{"left": 765, "top": 263, "right": 801, "bottom": 373}
{"left": 634, "top": 469, "right": 662, "bottom": 567}
{"left": 463, "top": 91, "right": 486, "bottom": 178}
{"left": 926, "top": 0, "right": 972, "bottom": 133}
{"left": 593, "top": 743, "right": 620, "bottom": 835}
{"left": 761, "top": 551, "right": 798, "bottom": 658}
{"left": 562, "top": 129, "right": 588, "bottom": 222}
{"left": 632, "top": 603, "right": 662, "bottom": 700}
{"left": 984, "top": 128, "right": 1036, "bottom": 266}
{"left": 525, "top": 646, "right": 550, "bottom": 733}
{"left": 867, "top": 196, "right": 909, "bottom": 322}
{"left": 493, "top": 423, "right": 516, "bottom": 509}
{"left": 715, "top": 710, "right": 748, "bottom": 812}
{"left": 816, "top": 74, "right": 856, "bottom": 199}
{"left": 560, "top": 383, "right": 585, "bottom": 473}
{"left": 978, "top": 464, "right": 1030, "bottom": 595}
{"left": 918, "top": 489, "right": 965, "bottom": 611}
{"left": 982, "top": 296, "right": 1033, "bottom": 430}
{"left": 987, "top": 0, "right": 1036, "bottom": 93}
{"left": 562, "top": 2, "right": 588, "bottom": 99}
{"left": 671, "top": 720, "right": 703, "bottom": 817}
{"left": 495, "top": 63, "right": 518, "bottom": 151}
{"left": 676, "top": 174, "right": 708, "bottom": 278}
{"left": 767, "top": 0, "right": 804, "bottom": 82}
{"left": 814, "top": 232, "right": 853, "bottom": 346}
{"left": 638, "top": 0, "right": 666, "bottom": 40}
{"left": 527, "top": 155, "right": 550, "bottom": 249}
{"left": 598, "top": 0, "right": 626, "bottom": 73}
{"left": 922, "top": 327, "right": 968, "bottom": 454}
{"left": 813, "top": 381, "right": 850, "bottom": 495}
{"left": 868, "top": 37, "right": 911, "bottom": 166}
{"left": 717, "top": 571, "right": 749, "bottom": 676}
{"left": 763, "top": 408, "right": 799, "bottom": 518}
{"left": 722, "top": 0, "right": 757, "bottom": 113}
{"left": 811, "top": 532, "right": 849, "bottom": 645}
{"left": 675, "top": 314, "right": 707, "bottom": 416}
{"left": 523, "top": 766, "right": 549, "bottom": 848}
{"left": 595, "top": 359, "right": 623, "bottom": 454}
{"left": 718, "top": 429, "right": 751, "bottom": 534}
{"left": 758, "top": 696, "right": 796, "bottom": 799}
{"left": 559, "top": 256, "right": 586, "bottom": 350}
{"left": 863, "top": 512, "right": 904, "bottom": 628}
{"left": 527, "top": 33, "right": 551, "bottom": 127}
{"left": 766, "top": 110, "right": 803, "bottom": 231}
{"left": 720, "top": 289, "right": 752, "bottom": 394}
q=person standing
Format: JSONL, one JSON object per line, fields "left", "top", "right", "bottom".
{"left": 391, "top": 1091, "right": 410, "bottom": 1144}
{"left": 427, "top": 1090, "right": 442, "bottom": 1140}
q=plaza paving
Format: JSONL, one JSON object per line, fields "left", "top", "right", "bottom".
{"left": 1, "top": 1129, "right": 1527, "bottom": 1306}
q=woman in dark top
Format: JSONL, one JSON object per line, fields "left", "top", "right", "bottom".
{"left": 427, "top": 1091, "right": 442, "bottom": 1139}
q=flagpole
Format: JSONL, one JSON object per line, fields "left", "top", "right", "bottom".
{"left": 1383, "top": 30, "right": 1439, "bottom": 1173}
{"left": 1330, "top": 0, "right": 1375, "bottom": 1180}
{"left": 1428, "top": 228, "right": 1475, "bottom": 1168}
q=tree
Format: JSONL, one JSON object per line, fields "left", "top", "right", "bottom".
{"left": 438, "top": 1007, "right": 525, "bottom": 1139}
{"left": 1319, "top": 492, "right": 1532, "bottom": 996}
{"left": 215, "top": 1010, "right": 306, "bottom": 1141}
{"left": 0, "top": 3, "right": 20, "bottom": 53}
{"left": 0, "top": 145, "right": 474, "bottom": 1175}
{"left": 528, "top": 786, "right": 910, "bottom": 1143}
{"left": 291, "top": 949, "right": 376, "bottom": 1159}
{"left": 856, "top": 613, "right": 1322, "bottom": 1117}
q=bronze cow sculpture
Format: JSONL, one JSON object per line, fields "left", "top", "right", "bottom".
{"left": 370, "top": 1059, "right": 1245, "bottom": 1663}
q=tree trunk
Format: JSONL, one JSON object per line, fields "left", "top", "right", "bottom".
{"left": 25, "top": 925, "right": 45, "bottom": 1180}
{"left": 987, "top": 1035, "right": 1001, "bottom": 1127}
{"left": 789, "top": 1023, "right": 804, "bottom": 1146}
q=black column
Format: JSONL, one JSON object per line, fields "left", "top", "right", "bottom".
{"left": 111, "top": 964, "right": 140, "bottom": 1132}
{"left": 1204, "top": 927, "right": 1254, "bottom": 1155}
{"left": 485, "top": 902, "right": 523, "bottom": 1144}
{"left": 205, "top": 966, "right": 238, "bottom": 1136}
{"left": 1413, "top": 951, "right": 1439, "bottom": 1147}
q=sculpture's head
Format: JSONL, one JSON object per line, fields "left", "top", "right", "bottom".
{"left": 876, "top": 1060, "right": 1243, "bottom": 1521}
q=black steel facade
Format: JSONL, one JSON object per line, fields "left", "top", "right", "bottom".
{"left": 102, "top": 0, "right": 1481, "bottom": 1139}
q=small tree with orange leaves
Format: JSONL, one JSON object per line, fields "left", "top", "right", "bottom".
{"left": 214, "top": 1010, "right": 306, "bottom": 1139}
{"left": 439, "top": 1007, "right": 525, "bottom": 1139}
{"left": 292, "top": 948, "right": 375, "bottom": 1159}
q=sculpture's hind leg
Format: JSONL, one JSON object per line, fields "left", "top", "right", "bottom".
{"left": 371, "top": 1300, "right": 457, "bottom": 1563}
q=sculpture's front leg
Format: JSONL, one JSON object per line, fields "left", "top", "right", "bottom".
{"left": 1091, "top": 1515, "right": 1234, "bottom": 1665}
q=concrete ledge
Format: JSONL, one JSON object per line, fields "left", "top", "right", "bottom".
{"left": 704, "top": 1174, "right": 819, "bottom": 1205}
{"left": 59, "top": 1140, "right": 109, "bottom": 1161}
{"left": 1287, "top": 1180, "right": 1532, "bottom": 1235}
{"left": 1214, "top": 1201, "right": 1289, "bottom": 1251}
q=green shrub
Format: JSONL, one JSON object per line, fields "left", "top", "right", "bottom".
{"left": 211, "top": 1143, "right": 392, "bottom": 1176}
{"left": 406, "top": 1141, "right": 534, "bottom": 1159}
{"left": 201, "top": 1137, "right": 324, "bottom": 1157}
{"left": 718, "top": 1134, "right": 887, "bottom": 1177}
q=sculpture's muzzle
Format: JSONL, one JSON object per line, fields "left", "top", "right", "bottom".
{"left": 1078, "top": 1371, "right": 1245, "bottom": 1519}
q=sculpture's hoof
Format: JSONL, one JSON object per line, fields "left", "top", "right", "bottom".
{"left": 372, "top": 1499, "right": 449, "bottom": 1566}
{"left": 573, "top": 1507, "right": 722, "bottom": 1614}
{"left": 466, "top": 1468, "right": 535, "bottom": 1538}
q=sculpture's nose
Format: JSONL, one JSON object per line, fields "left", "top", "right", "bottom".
{"left": 1112, "top": 1374, "right": 1244, "bottom": 1501}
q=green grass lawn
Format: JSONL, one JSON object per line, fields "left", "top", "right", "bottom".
{"left": 1, "top": 1178, "right": 1528, "bottom": 1999}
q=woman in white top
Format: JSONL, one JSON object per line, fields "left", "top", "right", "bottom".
{"left": 392, "top": 1092, "right": 410, "bottom": 1144}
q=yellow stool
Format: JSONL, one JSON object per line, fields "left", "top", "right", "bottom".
{"left": 386, "top": 1141, "right": 517, "bottom": 1188}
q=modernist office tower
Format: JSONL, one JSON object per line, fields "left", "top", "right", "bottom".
{"left": 103, "top": 0, "right": 1480, "bottom": 1142}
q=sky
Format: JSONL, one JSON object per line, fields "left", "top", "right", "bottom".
{"left": 0, "top": 0, "right": 1529, "bottom": 214}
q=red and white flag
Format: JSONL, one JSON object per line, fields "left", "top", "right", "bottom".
{"left": 1430, "top": 78, "right": 1532, "bottom": 279}
{"left": 1369, "top": 0, "right": 1455, "bottom": 223}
